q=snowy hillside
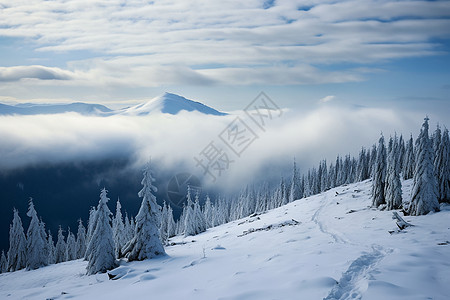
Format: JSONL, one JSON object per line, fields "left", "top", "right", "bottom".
{"left": 1, "top": 179, "right": 449, "bottom": 300}
{"left": 119, "top": 92, "right": 226, "bottom": 116}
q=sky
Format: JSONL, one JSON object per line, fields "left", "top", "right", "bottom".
{"left": 0, "top": 0, "right": 449, "bottom": 187}
{"left": 0, "top": 0, "right": 449, "bottom": 112}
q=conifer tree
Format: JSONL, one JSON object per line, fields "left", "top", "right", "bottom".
{"left": 7, "top": 209, "right": 27, "bottom": 272}
{"left": 55, "top": 226, "right": 66, "bottom": 264}
{"left": 385, "top": 137, "right": 402, "bottom": 210}
{"left": 408, "top": 117, "right": 440, "bottom": 215}
{"left": 76, "top": 220, "right": 87, "bottom": 259}
{"left": 86, "top": 188, "right": 115, "bottom": 274}
{"left": 435, "top": 128, "right": 450, "bottom": 203}
{"left": 65, "top": 228, "right": 77, "bottom": 261}
{"left": 289, "top": 159, "right": 301, "bottom": 201}
{"left": 26, "top": 199, "right": 48, "bottom": 270}
{"left": 47, "top": 230, "right": 56, "bottom": 265}
{"left": 112, "top": 198, "right": 125, "bottom": 258}
{"left": 183, "top": 186, "right": 196, "bottom": 237}
{"left": 403, "top": 135, "right": 415, "bottom": 180}
{"left": 372, "top": 134, "right": 387, "bottom": 207}
{"left": 121, "top": 162, "right": 165, "bottom": 261}
{"left": 0, "top": 250, "right": 7, "bottom": 273}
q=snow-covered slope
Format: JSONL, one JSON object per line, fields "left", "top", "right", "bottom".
{"left": 119, "top": 92, "right": 226, "bottom": 116}
{"left": 0, "top": 102, "right": 112, "bottom": 115}
{"left": 1, "top": 179, "right": 449, "bottom": 300}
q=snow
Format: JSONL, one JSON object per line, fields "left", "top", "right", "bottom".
{"left": 1, "top": 179, "right": 450, "bottom": 299}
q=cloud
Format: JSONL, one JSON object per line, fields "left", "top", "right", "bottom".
{"left": 0, "top": 65, "right": 73, "bottom": 82}
{"left": 0, "top": 104, "right": 432, "bottom": 191}
{"left": 0, "top": 0, "right": 448, "bottom": 87}
{"left": 319, "top": 95, "right": 335, "bottom": 103}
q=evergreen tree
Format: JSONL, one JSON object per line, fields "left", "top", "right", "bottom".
{"left": 357, "top": 148, "right": 369, "bottom": 181}
{"left": 0, "top": 250, "right": 7, "bottom": 273}
{"left": 65, "top": 227, "right": 77, "bottom": 261}
{"left": 372, "top": 134, "right": 387, "bottom": 207}
{"left": 86, "top": 188, "right": 115, "bottom": 274}
{"left": 112, "top": 198, "right": 125, "bottom": 258}
{"left": 203, "top": 195, "right": 214, "bottom": 229}
{"left": 408, "top": 117, "right": 440, "bottom": 215}
{"left": 7, "top": 208, "right": 27, "bottom": 272}
{"left": 166, "top": 204, "right": 176, "bottom": 238}
{"left": 47, "top": 230, "right": 56, "bottom": 265}
{"left": 55, "top": 226, "right": 66, "bottom": 264}
{"left": 368, "top": 144, "right": 377, "bottom": 177}
{"left": 121, "top": 162, "right": 165, "bottom": 261}
{"left": 403, "top": 135, "right": 415, "bottom": 180}
{"left": 85, "top": 206, "right": 97, "bottom": 247}
{"left": 194, "top": 191, "right": 207, "bottom": 233}
{"left": 398, "top": 134, "right": 406, "bottom": 171}
{"left": 435, "top": 128, "right": 450, "bottom": 203}
{"left": 289, "top": 159, "right": 300, "bottom": 201}
{"left": 159, "top": 201, "right": 169, "bottom": 245}
{"left": 385, "top": 137, "right": 403, "bottom": 210}
{"left": 75, "top": 220, "right": 87, "bottom": 259}
{"left": 183, "top": 186, "right": 197, "bottom": 237}
{"left": 26, "top": 199, "right": 48, "bottom": 270}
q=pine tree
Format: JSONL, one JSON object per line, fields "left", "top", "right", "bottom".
{"left": 434, "top": 128, "right": 450, "bottom": 203}
{"left": 372, "top": 134, "right": 387, "bottom": 207}
{"left": 194, "top": 191, "right": 207, "bottom": 233}
{"left": 166, "top": 204, "right": 176, "bottom": 238}
{"left": 123, "top": 212, "right": 134, "bottom": 244}
{"left": 47, "top": 230, "right": 56, "bottom": 265}
{"left": 7, "top": 208, "right": 27, "bottom": 272}
{"left": 289, "top": 159, "right": 301, "bottom": 201}
{"left": 26, "top": 199, "right": 48, "bottom": 270}
{"left": 121, "top": 162, "right": 165, "bottom": 261}
{"left": 357, "top": 148, "right": 369, "bottom": 181}
{"left": 1, "top": 250, "right": 7, "bottom": 273}
{"left": 55, "top": 226, "right": 66, "bottom": 264}
{"left": 65, "top": 228, "right": 77, "bottom": 261}
{"left": 183, "top": 186, "right": 197, "bottom": 237}
{"left": 203, "top": 195, "right": 214, "bottom": 229}
{"left": 76, "top": 220, "right": 87, "bottom": 259}
{"left": 385, "top": 137, "right": 403, "bottom": 210}
{"left": 85, "top": 207, "right": 97, "bottom": 247}
{"left": 408, "top": 117, "right": 440, "bottom": 216}
{"left": 403, "top": 135, "right": 415, "bottom": 180}
{"left": 86, "top": 188, "right": 115, "bottom": 274}
{"left": 112, "top": 198, "right": 125, "bottom": 258}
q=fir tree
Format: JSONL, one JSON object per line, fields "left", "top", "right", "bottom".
{"left": 55, "top": 226, "right": 66, "bottom": 264}
{"left": 76, "top": 220, "right": 87, "bottom": 259}
{"left": 7, "top": 209, "right": 27, "bottom": 272}
{"left": 203, "top": 195, "right": 214, "bottom": 229}
{"left": 434, "top": 128, "right": 450, "bottom": 203}
{"left": 112, "top": 198, "right": 125, "bottom": 258}
{"left": 183, "top": 186, "right": 197, "bottom": 237}
{"left": 47, "top": 230, "right": 56, "bottom": 265}
{"left": 26, "top": 199, "right": 48, "bottom": 270}
{"left": 86, "top": 188, "right": 115, "bottom": 274}
{"left": 121, "top": 162, "right": 165, "bottom": 261}
{"left": 0, "top": 250, "right": 7, "bottom": 273}
{"left": 289, "top": 159, "right": 301, "bottom": 201}
{"left": 385, "top": 137, "right": 403, "bottom": 210}
{"left": 403, "top": 135, "right": 415, "bottom": 180}
{"left": 372, "top": 134, "right": 387, "bottom": 207}
{"left": 408, "top": 117, "right": 440, "bottom": 215}
{"left": 65, "top": 228, "right": 77, "bottom": 261}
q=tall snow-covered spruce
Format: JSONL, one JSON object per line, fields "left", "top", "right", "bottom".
{"left": 86, "top": 188, "right": 116, "bottom": 274}
{"left": 26, "top": 199, "right": 48, "bottom": 270}
{"left": 121, "top": 161, "right": 165, "bottom": 261}
{"left": 385, "top": 137, "right": 402, "bottom": 210}
{"left": 434, "top": 127, "right": 450, "bottom": 203}
{"left": 372, "top": 134, "right": 387, "bottom": 208}
{"left": 7, "top": 209, "right": 27, "bottom": 272}
{"left": 408, "top": 117, "right": 440, "bottom": 216}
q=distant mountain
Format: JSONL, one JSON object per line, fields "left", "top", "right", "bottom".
{"left": 119, "top": 92, "right": 227, "bottom": 116}
{"left": 0, "top": 102, "right": 112, "bottom": 115}
{"left": 0, "top": 93, "right": 226, "bottom": 116}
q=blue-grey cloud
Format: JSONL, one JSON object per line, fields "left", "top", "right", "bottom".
{"left": 0, "top": 65, "right": 73, "bottom": 82}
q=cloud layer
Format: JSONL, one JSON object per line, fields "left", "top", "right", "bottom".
{"left": 0, "top": 105, "right": 427, "bottom": 190}
{"left": 0, "top": 0, "right": 449, "bottom": 87}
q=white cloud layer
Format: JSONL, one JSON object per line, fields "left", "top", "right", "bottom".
{"left": 0, "top": 105, "right": 428, "bottom": 190}
{"left": 0, "top": 0, "right": 449, "bottom": 87}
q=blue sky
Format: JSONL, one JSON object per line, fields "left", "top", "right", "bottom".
{"left": 0, "top": 0, "right": 449, "bottom": 116}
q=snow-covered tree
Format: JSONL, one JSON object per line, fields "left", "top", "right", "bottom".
{"left": 86, "top": 188, "right": 115, "bottom": 274}
{"left": 403, "top": 135, "right": 415, "bottom": 180}
{"left": 289, "top": 159, "right": 301, "bottom": 201}
{"left": 55, "top": 226, "right": 66, "bottom": 264}
{"left": 372, "top": 134, "right": 387, "bottom": 208}
{"left": 1, "top": 250, "right": 7, "bottom": 273}
{"left": 26, "top": 199, "right": 48, "bottom": 270}
{"left": 85, "top": 206, "right": 97, "bottom": 247}
{"left": 47, "top": 230, "right": 56, "bottom": 265}
{"left": 166, "top": 204, "right": 176, "bottom": 238}
{"left": 194, "top": 191, "right": 207, "bottom": 233}
{"left": 183, "top": 186, "right": 197, "bottom": 237}
{"left": 123, "top": 212, "right": 134, "bottom": 244}
{"left": 434, "top": 128, "right": 450, "bottom": 203}
{"left": 65, "top": 228, "right": 77, "bottom": 261}
{"left": 121, "top": 162, "right": 165, "bottom": 261}
{"left": 159, "top": 202, "right": 170, "bottom": 245}
{"left": 7, "top": 209, "right": 27, "bottom": 272}
{"left": 357, "top": 148, "right": 369, "bottom": 181}
{"left": 112, "top": 198, "right": 125, "bottom": 258}
{"left": 203, "top": 195, "right": 214, "bottom": 229}
{"left": 76, "top": 220, "right": 87, "bottom": 259}
{"left": 385, "top": 137, "right": 402, "bottom": 210}
{"left": 408, "top": 117, "right": 440, "bottom": 216}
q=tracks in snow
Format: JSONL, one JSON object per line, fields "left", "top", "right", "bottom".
{"left": 323, "top": 245, "right": 389, "bottom": 300}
